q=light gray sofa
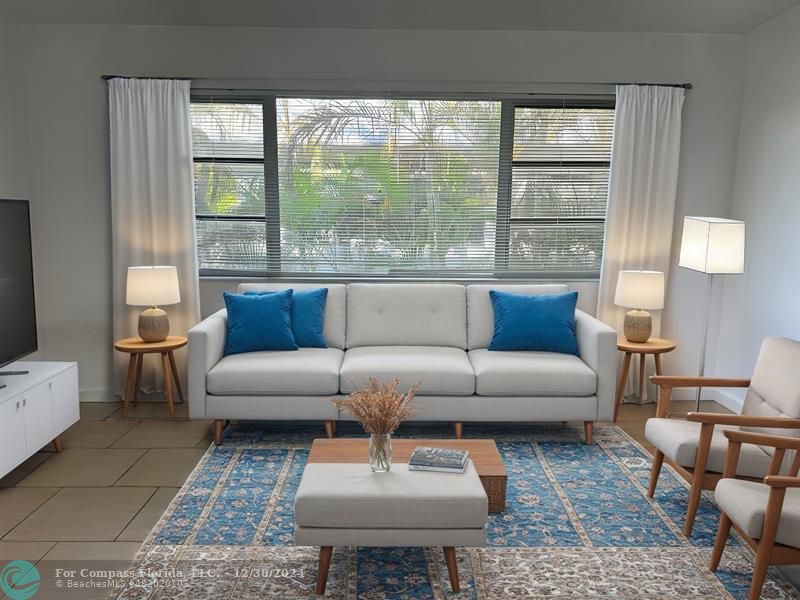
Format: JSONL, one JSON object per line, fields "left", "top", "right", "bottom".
{"left": 188, "top": 283, "right": 617, "bottom": 445}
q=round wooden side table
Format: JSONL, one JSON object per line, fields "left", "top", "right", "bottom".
{"left": 614, "top": 336, "right": 677, "bottom": 422}
{"left": 114, "top": 336, "right": 188, "bottom": 417}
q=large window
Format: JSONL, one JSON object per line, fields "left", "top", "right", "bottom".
{"left": 191, "top": 97, "right": 614, "bottom": 277}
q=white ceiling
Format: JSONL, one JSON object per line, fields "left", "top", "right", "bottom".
{"left": 0, "top": 0, "right": 797, "bottom": 32}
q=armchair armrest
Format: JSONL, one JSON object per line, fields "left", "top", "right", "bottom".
{"left": 687, "top": 413, "right": 800, "bottom": 428}
{"left": 764, "top": 476, "right": 800, "bottom": 489}
{"left": 187, "top": 309, "right": 227, "bottom": 419}
{"left": 649, "top": 375, "right": 751, "bottom": 388}
{"left": 723, "top": 429, "right": 800, "bottom": 451}
{"left": 721, "top": 429, "right": 800, "bottom": 479}
{"left": 651, "top": 377, "right": 750, "bottom": 418}
{"left": 574, "top": 310, "right": 617, "bottom": 422}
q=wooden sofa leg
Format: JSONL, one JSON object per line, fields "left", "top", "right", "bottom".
{"left": 454, "top": 422, "right": 463, "bottom": 439}
{"left": 443, "top": 546, "right": 460, "bottom": 593}
{"left": 316, "top": 546, "right": 333, "bottom": 595}
{"left": 583, "top": 421, "right": 593, "bottom": 445}
{"left": 647, "top": 450, "right": 664, "bottom": 498}
{"left": 213, "top": 420, "right": 224, "bottom": 446}
{"left": 324, "top": 420, "right": 336, "bottom": 439}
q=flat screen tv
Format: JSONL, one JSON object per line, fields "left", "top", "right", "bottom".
{"left": 0, "top": 199, "right": 37, "bottom": 370}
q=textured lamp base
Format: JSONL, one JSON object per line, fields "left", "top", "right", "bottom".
{"left": 138, "top": 307, "right": 170, "bottom": 342}
{"left": 623, "top": 309, "right": 652, "bottom": 343}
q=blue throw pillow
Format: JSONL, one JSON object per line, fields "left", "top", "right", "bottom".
{"left": 488, "top": 290, "right": 579, "bottom": 355}
{"left": 223, "top": 290, "right": 298, "bottom": 355}
{"left": 244, "top": 288, "right": 328, "bottom": 348}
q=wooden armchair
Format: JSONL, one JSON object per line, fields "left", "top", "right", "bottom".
{"left": 711, "top": 430, "right": 800, "bottom": 600}
{"left": 644, "top": 337, "right": 800, "bottom": 536}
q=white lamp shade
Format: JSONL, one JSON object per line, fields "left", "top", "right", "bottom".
{"left": 678, "top": 216, "right": 745, "bottom": 274}
{"left": 614, "top": 270, "right": 665, "bottom": 310}
{"left": 126, "top": 266, "right": 181, "bottom": 306}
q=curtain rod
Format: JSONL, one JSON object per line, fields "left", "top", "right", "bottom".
{"left": 99, "top": 75, "right": 692, "bottom": 90}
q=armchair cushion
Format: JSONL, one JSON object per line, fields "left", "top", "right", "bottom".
{"left": 742, "top": 337, "right": 800, "bottom": 437}
{"left": 716, "top": 478, "right": 800, "bottom": 547}
{"left": 645, "top": 418, "right": 773, "bottom": 478}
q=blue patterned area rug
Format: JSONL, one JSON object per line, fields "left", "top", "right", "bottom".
{"left": 112, "top": 423, "right": 800, "bottom": 599}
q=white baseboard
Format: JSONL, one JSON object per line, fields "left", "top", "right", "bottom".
{"left": 79, "top": 388, "right": 116, "bottom": 402}
{"left": 704, "top": 387, "right": 745, "bottom": 413}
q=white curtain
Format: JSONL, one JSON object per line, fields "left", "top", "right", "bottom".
{"left": 597, "top": 85, "right": 685, "bottom": 403}
{"left": 109, "top": 79, "right": 200, "bottom": 396}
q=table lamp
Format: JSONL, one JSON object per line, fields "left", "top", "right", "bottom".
{"left": 126, "top": 266, "right": 181, "bottom": 343}
{"left": 614, "top": 270, "right": 665, "bottom": 343}
{"left": 678, "top": 216, "right": 745, "bottom": 409}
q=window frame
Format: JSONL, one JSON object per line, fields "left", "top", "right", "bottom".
{"left": 192, "top": 93, "right": 614, "bottom": 279}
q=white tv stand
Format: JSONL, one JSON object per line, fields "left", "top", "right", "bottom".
{"left": 0, "top": 362, "right": 79, "bottom": 479}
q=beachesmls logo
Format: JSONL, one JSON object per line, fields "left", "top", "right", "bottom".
{"left": 0, "top": 560, "right": 40, "bottom": 599}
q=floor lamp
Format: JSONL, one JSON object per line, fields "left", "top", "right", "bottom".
{"left": 678, "top": 217, "right": 746, "bottom": 411}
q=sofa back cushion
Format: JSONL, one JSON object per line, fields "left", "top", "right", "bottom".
{"left": 237, "top": 283, "right": 347, "bottom": 349}
{"left": 467, "top": 284, "right": 570, "bottom": 350}
{"left": 346, "top": 283, "right": 467, "bottom": 348}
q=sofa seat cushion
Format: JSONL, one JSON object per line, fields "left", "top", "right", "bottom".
{"left": 339, "top": 346, "right": 475, "bottom": 396}
{"left": 468, "top": 349, "right": 596, "bottom": 396}
{"left": 207, "top": 348, "right": 344, "bottom": 395}
{"left": 645, "top": 418, "right": 773, "bottom": 478}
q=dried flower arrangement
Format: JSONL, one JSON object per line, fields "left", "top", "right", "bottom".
{"left": 335, "top": 378, "right": 418, "bottom": 435}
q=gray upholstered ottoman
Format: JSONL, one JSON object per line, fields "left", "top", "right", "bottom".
{"left": 294, "top": 461, "right": 488, "bottom": 595}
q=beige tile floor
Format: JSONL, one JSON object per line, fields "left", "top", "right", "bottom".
{"left": 0, "top": 399, "right": 212, "bottom": 599}
{"left": 0, "top": 398, "right": 732, "bottom": 598}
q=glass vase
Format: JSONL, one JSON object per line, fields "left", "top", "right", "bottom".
{"left": 369, "top": 433, "right": 392, "bottom": 472}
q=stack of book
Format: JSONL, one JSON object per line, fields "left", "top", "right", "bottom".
{"left": 408, "top": 446, "right": 469, "bottom": 473}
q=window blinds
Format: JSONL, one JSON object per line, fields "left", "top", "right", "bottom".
{"left": 508, "top": 107, "right": 614, "bottom": 274}
{"left": 190, "top": 99, "right": 614, "bottom": 276}
{"left": 276, "top": 98, "right": 501, "bottom": 275}
{"left": 192, "top": 102, "right": 267, "bottom": 271}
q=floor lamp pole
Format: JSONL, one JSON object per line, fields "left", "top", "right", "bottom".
{"left": 695, "top": 273, "right": 714, "bottom": 411}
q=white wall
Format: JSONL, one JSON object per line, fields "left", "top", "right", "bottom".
{"left": 0, "top": 14, "right": 46, "bottom": 362}
{"left": 710, "top": 6, "right": 800, "bottom": 410}
{"left": 0, "top": 14, "right": 29, "bottom": 200}
{"left": 18, "top": 25, "right": 745, "bottom": 399}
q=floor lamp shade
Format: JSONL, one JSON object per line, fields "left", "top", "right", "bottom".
{"left": 126, "top": 266, "right": 181, "bottom": 342}
{"left": 614, "top": 270, "right": 665, "bottom": 342}
{"left": 678, "top": 217, "right": 745, "bottom": 274}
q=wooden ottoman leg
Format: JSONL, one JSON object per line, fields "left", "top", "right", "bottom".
{"left": 317, "top": 546, "right": 333, "bottom": 595}
{"left": 443, "top": 546, "right": 460, "bottom": 593}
